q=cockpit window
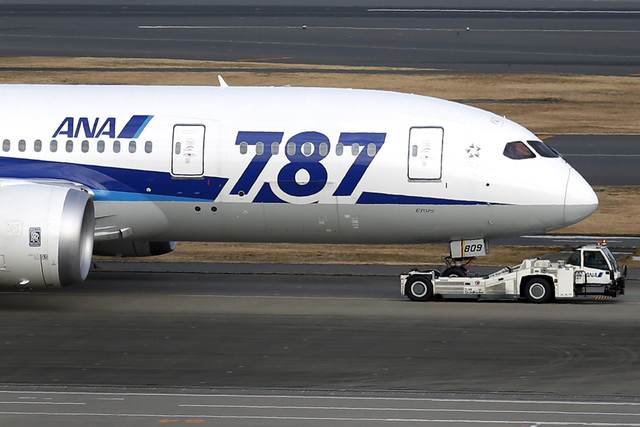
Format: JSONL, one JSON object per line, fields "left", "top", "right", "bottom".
{"left": 503, "top": 141, "right": 535, "bottom": 160}
{"left": 528, "top": 140, "right": 559, "bottom": 158}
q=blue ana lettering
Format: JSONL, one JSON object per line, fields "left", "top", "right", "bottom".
{"left": 52, "top": 115, "right": 153, "bottom": 139}
{"left": 74, "top": 117, "right": 100, "bottom": 138}
{"left": 96, "top": 118, "right": 116, "bottom": 138}
{"left": 53, "top": 117, "right": 117, "bottom": 138}
{"left": 53, "top": 117, "right": 74, "bottom": 138}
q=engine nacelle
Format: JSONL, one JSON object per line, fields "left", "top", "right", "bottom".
{"left": 93, "top": 240, "right": 177, "bottom": 257}
{"left": 0, "top": 181, "right": 94, "bottom": 287}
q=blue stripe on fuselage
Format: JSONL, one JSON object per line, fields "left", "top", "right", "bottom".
{"left": 0, "top": 158, "right": 499, "bottom": 205}
{"left": 356, "top": 191, "right": 498, "bottom": 205}
{"left": 0, "top": 157, "right": 227, "bottom": 202}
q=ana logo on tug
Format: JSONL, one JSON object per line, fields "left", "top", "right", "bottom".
{"left": 587, "top": 272, "right": 605, "bottom": 278}
{"left": 52, "top": 115, "right": 153, "bottom": 139}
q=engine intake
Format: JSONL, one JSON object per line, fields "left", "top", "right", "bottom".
{"left": 0, "top": 181, "right": 94, "bottom": 287}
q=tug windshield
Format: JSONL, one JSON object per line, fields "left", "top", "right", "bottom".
{"left": 601, "top": 247, "right": 619, "bottom": 270}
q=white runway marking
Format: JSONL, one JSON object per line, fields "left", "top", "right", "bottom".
{"left": 0, "top": 401, "right": 85, "bottom": 406}
{"left": 1, "top": 391, "right": 638, "bottom": 425}
{"left": 181, "top": 402, "right": 640, "bottom": 417}
{"left": 2, "top": 390, "right": 640, "bottom": 404}
{"left": 368, "top": 9, "right": 640, "bottom": 15}
{"left": 139, "top": 25, "right": 640, "bottom": 34}
{"left": 0, "top": 410, "right": 638, "bottom": 426}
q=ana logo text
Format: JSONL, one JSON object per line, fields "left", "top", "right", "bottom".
{"left": 53, "top": 115, "right": 153, "bottom": 139}
{"left": 586, "top": 272, "right": 604, "bottom": 278}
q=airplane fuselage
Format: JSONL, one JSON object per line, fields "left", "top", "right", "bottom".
{"left": 0, "top": 84, "right": 598, "bottom": 286}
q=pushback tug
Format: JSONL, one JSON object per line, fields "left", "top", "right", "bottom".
{"left": 401, "top": 241, "right": 626, "bottom": 303}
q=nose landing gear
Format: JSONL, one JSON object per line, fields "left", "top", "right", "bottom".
{"left": 442, "top": 239, "right": 489, "bottom": 277}
{"left": 441, "top": 263, "right": 470, "bottom": 277}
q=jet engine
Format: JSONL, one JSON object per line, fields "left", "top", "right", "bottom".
{"left": 0, "top": 181, "right": 95, "bottom": 287}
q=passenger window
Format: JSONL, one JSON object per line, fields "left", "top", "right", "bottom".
{"left": 34, "top": 139, "right": 42, "bottom": 152}
{"left": 129, "top": 141, "right": 136, "bottom": 153}
{"left": 145, "top": 141, "right": 152, "bottom": 154}
{"left": 286, "top": 141, "right": 296, "bottom": 156}
{"left": 302, "top": 142, "right": 313, "bottom": 156}
{"left": 18, "top": 140, "right": 26, "bottom": 152}
{"left": 528, "top": 140, "right": 559, "bottom": 158}
{"left": 50, "top": 140, "right": 58, "bottom": 152}
{"left": 66, "top": 140, "right": 73, "bottom": 153}
{"left": 97, "top": 140, "right": 105, "bottom": 153}
{"left": 319, "top": 142, "right": 328, "bottom": 157}
{"left": 367, "top": 143, "right": 376, "bottom": 157}
{"left": 351, "top": 143, "right": 360, "bottom": 156}
{"left": 113, "top": 140, "right": 121, "bottom": 153}
{"left": 81, "top": 140, "right": 89, "bottom": 153}
{"left": 271, "top": 141, "right": 279, "bottom": 155}
{"left": 336, "top": 143, "right": 344, "bottom": 156}
{"left": 239, "top": 141, "right": 247, "bottom": 154}
{"left": 256, "top": 141, "right": 264, "bottom": 156}
{"left": 2, "top": 140, "right": 9, "bottom": 152}
{"left": 503, "top": 141, "right": 535, "bottom": 160}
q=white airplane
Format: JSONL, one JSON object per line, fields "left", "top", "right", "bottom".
{"left": 0, "top": 81, "right": 597, "bottom": 287}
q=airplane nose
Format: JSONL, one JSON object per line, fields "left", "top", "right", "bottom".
{"left": 564, "top": 168, "right": 599, "bottom": 226}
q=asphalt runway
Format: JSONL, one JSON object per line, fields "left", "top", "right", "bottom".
{"left": 0, "top": 0, "right": 639, "bottom": 74}
{"left": 0, "top": 264, "right": 638, "bottom": 425}
{"left": 546, "top": 135, "right": 640, "bottom": 186}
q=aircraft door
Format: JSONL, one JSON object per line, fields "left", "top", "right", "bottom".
{"left": 172, "top": 125, "right": 205, "bottom": 177}
{"left": 408, "top": 127, "right": 443, "bottom": 180}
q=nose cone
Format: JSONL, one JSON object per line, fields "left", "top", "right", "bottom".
{"left": 564, "top": 169, "right": 598, "bottom": 226}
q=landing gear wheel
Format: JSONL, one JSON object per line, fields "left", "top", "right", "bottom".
{"left": 442, "top": 266, "right": 467, "bottom": 277}
{"left": 405, "top": 276, "right": 434, "bottom": 302}
{"left": 523, "top": 278, "right": 553, "bottom": 303}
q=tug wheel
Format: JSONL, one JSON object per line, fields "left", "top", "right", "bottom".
{"left": 523, "top": 278, "right": 553, "bottom": 303}
{"left": 405, "top": 276, "right": 434, "bottom": 302}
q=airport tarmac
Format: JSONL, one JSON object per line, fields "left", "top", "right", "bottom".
{"left": 546, "top": 135, "right": 640, "bottom": 186}
{"left": 0, "top": 389, "right": 639, "bottom": 426}
{"left": 0, "top": 1, "right": 639, "bottom": 75}
{"left": 0, "top": 263, "right": 638, "bottom": 425}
